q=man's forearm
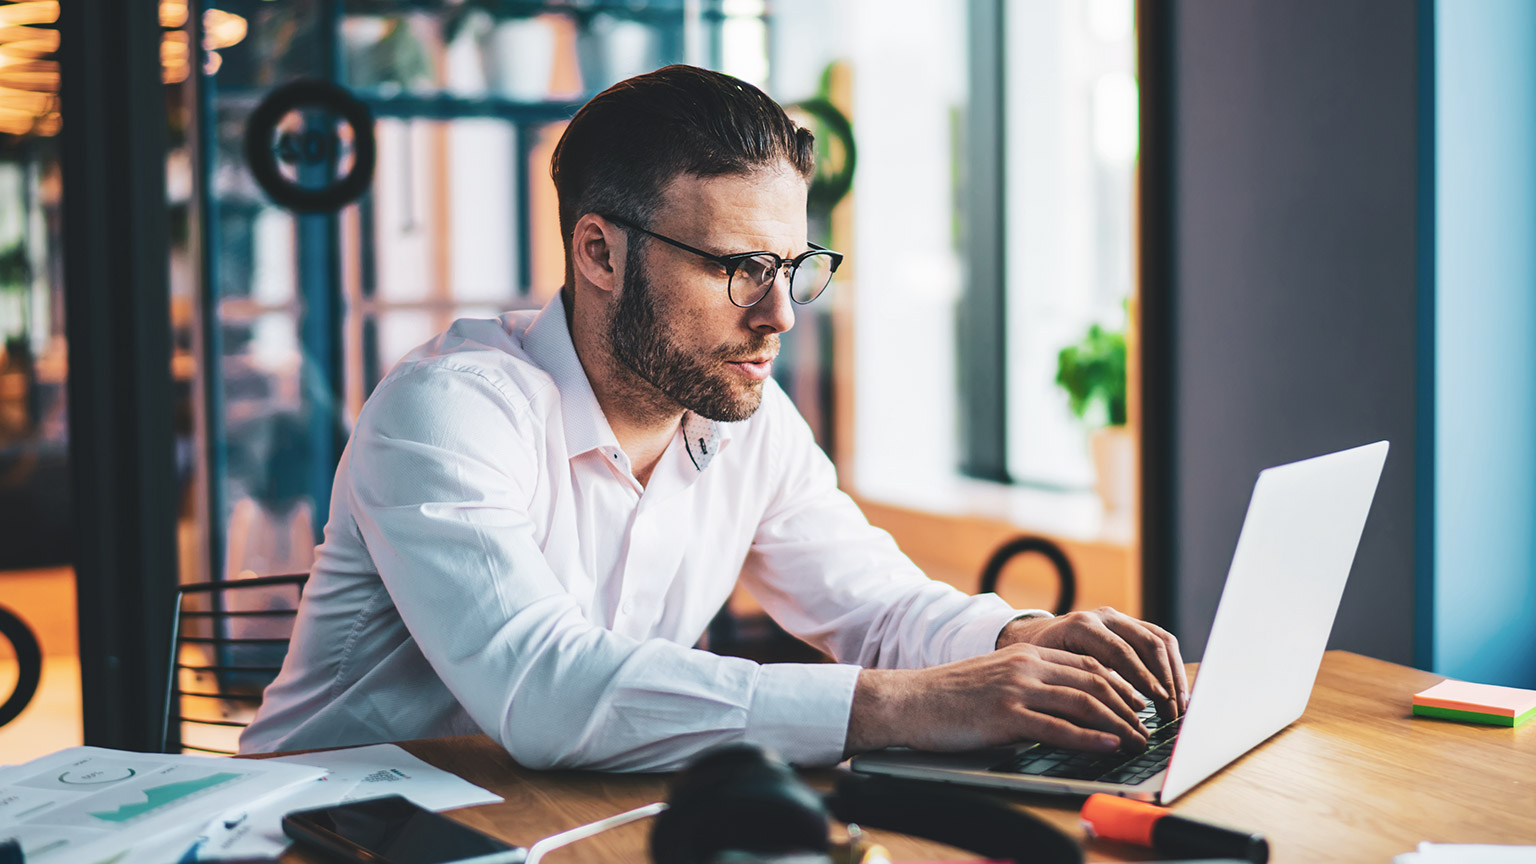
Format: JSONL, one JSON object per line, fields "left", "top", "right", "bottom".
{"left": 844, "top": 668, "right": 909, "bottom": 756}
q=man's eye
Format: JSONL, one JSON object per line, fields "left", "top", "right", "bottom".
{"left": 741, "top": 258, "right": 775, "bottom": 283}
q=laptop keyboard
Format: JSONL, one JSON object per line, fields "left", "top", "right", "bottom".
{"left": 990, "top": 704, "right": 1182, "bottom": 784}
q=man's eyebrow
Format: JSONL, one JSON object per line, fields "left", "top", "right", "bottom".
{"left": 722, "top": 238, "right": 813, "bottom": 258}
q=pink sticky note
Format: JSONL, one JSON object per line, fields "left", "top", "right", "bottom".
{"left": 1413, "top": 679, "right": 1536, "bottom": 717}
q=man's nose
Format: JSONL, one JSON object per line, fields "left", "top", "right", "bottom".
{"left": 746, "top": 269, "right": 795, "bottom": 335}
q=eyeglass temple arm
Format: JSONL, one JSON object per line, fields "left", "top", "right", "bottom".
{"left": 605, "top": 212, "right": 842, "bottom": 273}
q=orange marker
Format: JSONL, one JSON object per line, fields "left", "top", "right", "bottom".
{"left": 1080, "top": 793, "right": 1269, "bottom": 863}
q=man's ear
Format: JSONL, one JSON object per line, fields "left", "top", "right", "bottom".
{"left": 572, "top": 213, "right": 623, "bottom": 294}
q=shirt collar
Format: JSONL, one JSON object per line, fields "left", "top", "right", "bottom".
{"left": 682, "top": 413, "right": 724, "bottom": 472}
{"left": 516, "top": 294, "right": 733, "bottom": 472}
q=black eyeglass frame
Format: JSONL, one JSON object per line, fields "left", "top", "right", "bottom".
{"left": 601, "top": 213, "right": 844, "bottom": 308}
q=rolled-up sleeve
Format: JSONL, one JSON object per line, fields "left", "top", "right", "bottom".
{"left": 346, "top": 364, "right": 860, "bottom": 770}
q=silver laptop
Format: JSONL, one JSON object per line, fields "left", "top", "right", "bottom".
{"left": 852, "top": 440, "right": 1389, "bottom": 804}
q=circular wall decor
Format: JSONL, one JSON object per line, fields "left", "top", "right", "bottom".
{"left": 244, "top": 78, "right": 377, "bottom": 213}
{"left": 789, "top": 96, "right": 856, "bottom": 215}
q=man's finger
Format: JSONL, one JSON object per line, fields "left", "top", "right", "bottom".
{"left": 1067, "top": 619, "right": 1172, "bottom": 714}
{"left": 1024, "top": 683, "right": 1147, "bottom": 748}
{"left": 1035, "top": 646, "right": 1145, "bottom": 729}
{"left": 1012, "top": 711, "right": 1123, "bottom": 753}
{"left": 1142, "top": 621, "right": 1190, "bottom": 710}
{"left": 1101, "top": 613, "right": 1181, "bottom": 718}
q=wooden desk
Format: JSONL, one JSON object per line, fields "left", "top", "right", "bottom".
{"left": 279, "top": 652, "right": 1536, "bottom": 863}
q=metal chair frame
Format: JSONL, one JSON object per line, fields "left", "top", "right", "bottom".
{"left": 162, "top": 573, "right": 307, "bottom": 754}
{"left": 0, "top": 604, "right": 41, "bottom": 729}
{"left": 978, "top": 535, "right": 1078, "bottom": 616}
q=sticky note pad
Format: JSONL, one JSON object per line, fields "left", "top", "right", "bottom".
{"left": 1412, "top": 679, "right": 1536, "bottom": 727}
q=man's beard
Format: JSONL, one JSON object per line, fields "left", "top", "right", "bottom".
{"left": 607, "top": 247, "right": 777, "bottom": 423}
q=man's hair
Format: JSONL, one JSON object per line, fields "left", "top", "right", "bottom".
{"left": 550, "top": 65, "right": 815, "bottom": 290}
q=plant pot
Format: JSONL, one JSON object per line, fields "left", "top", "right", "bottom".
{"left": 575, "top": 12, "right": 656, "bottom": 93}
{"left": 444, "top": 9, "right": 492, "bottom": 96}
{"left": 1090, "top": 425, "right": 1134, "bottom": 514}
{"left": 488, "top": 16, "right": 557, "bottom": 102}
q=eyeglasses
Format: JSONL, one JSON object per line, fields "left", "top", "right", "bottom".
{"left": 602, "top": 214, "right": 844, "bottom": 308}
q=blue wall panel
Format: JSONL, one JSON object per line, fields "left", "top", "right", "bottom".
{"left": 1434, "top": 0, "right": 1536, "bottom": 687}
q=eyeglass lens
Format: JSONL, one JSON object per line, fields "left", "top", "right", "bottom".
{"left": 729, "top": 252, "right": 836, "bottom": 307}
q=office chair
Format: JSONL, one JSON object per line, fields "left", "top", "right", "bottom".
{"left": 0, "top": 604, "right": 41, "bottom": 729}
{"left": 162, "top": 572, "right": 307, "bottom": 755}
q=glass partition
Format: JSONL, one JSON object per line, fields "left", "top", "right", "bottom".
{"left": 191, "top": 2, "right": 704, "bottom": 589}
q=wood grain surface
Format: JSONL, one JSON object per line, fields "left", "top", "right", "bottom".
{"left": 277, "top": 652, "right": 1536, "bottom": 863}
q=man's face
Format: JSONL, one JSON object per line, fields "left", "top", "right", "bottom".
{"left": 606, "top": 166, "right": 809, "bottom": 423}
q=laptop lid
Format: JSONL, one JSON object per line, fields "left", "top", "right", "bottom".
{"left": 1158, "top": 439, "right": 1388, "bottom": 800}
{"left": 849, "top": 441, "right": 1389, "bottom": 803}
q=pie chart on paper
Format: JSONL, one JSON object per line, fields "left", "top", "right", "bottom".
{"left": 56, "top": 765, "right": 136, "bottom": 785}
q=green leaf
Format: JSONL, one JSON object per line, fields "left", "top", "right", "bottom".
{"left": 1055, "top": 322, "right": 1127, "bottom": 428}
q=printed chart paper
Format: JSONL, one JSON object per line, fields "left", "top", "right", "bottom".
{"left": 0, "top": 746, "right": 323, "bottom": 863}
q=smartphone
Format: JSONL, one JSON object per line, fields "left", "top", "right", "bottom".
{"left": 282, "top": 795, "right": 526, "bottom": 864}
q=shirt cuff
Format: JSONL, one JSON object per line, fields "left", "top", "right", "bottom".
{"left": 744, "top": 662, "right": 862, "bottom": 766}
{"left": 951, "top": 605, "right": 1056, "bottom": 661}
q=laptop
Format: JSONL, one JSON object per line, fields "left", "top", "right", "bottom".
{"left": 852, "top": 440, "right": 1390, "bottom": 804}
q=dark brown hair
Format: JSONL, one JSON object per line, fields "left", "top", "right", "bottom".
{"left": 550, "top": 65, "right": 815, "bottom": 289}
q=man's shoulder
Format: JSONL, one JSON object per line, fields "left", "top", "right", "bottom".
{"left": 377, "top": 312, "right": 556, "bottom": 411}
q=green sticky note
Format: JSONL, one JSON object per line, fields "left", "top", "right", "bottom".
{"left": 1412, "top": 703, "right": 1536, "bottom": 727}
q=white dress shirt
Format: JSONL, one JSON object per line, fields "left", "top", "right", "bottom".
{"left": 239, "top": 296, "right": 1034, "bottom": 770}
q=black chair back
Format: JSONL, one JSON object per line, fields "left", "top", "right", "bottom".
{"left": 0, "top": 604, "right": 41, "bottom": 729}
{"left": 162, "top": 573, "right": 307, "bottom": 754}
{"left": 978, "top": 536, "right": 1078, "bottom": 616}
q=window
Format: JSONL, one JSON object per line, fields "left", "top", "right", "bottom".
{"left": 773, "top": 0, "right": 1137, "bottom": 503}
{"left": 1003, "top": 0, "right": 1137, "bottom": 488}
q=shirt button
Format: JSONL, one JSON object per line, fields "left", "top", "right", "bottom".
{"left": 621, "top": 600, "right": 634, "bottom": 615}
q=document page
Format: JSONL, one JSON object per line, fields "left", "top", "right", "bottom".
{"left": 0, "top": 746, "right": 323, "bottom": 863}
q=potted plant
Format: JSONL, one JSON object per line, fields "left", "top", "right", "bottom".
{"left": 1056, "top": 322, "right": 1132, "bottom": 513}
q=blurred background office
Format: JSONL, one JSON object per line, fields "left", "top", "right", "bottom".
{"left": 0, "top": 0, "right": 1531, "bottom": 760}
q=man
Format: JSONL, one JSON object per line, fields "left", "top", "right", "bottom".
{"left": 241, "top": 66, "right": 1187, "bottom": 770}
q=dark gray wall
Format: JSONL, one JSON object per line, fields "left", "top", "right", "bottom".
{"left": 1147, "top": 0, "right": 1422, "bottom": 662}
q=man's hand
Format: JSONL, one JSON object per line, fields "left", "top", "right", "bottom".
{"left": 845, "top": 643, "right": 1150, "bottom": 757}
{"left": 997, "top": 607, "right": 1188, "bottom": 720}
